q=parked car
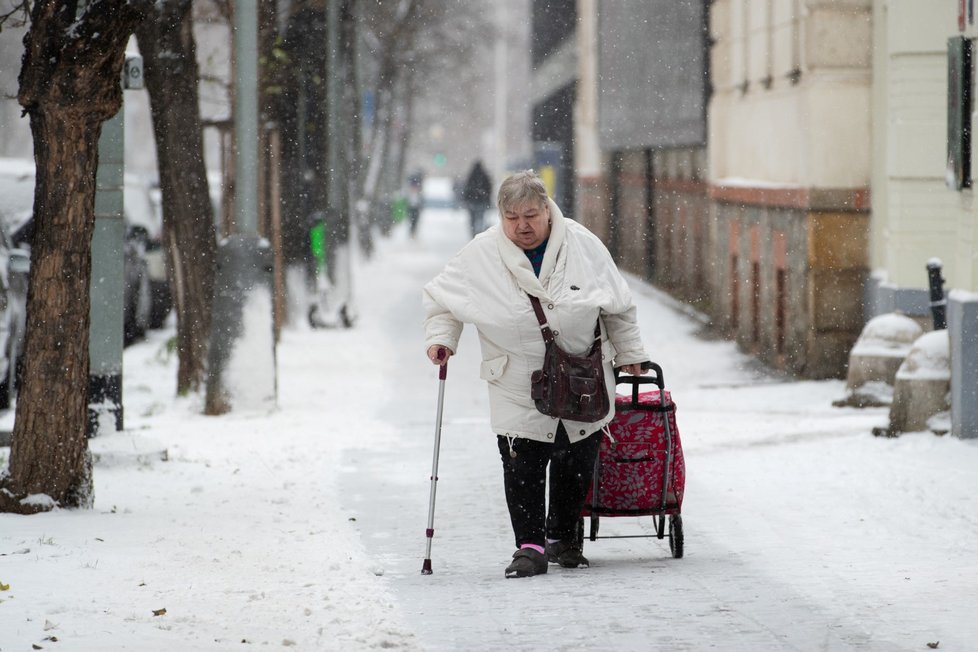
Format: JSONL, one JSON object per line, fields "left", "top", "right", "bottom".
{"left": 0, "top": 158, "right": 164, "bottom": 358}
{"left": 0, "top": 242, "right": 30, "bottom": 409}
{"left": 0, "top": 159, "right": 35, "bottom": 408}
{"left": 128, "top": 174, "right": 171, "bottom": 330}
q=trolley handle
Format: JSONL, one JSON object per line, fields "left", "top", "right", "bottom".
{"left": 615, "top": 361, "right": 665, "bottom": 405}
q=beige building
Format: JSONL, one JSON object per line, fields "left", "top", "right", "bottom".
{"left": 707, "top": 0, "right": 873, "bottom": 378}
{"left": 572, "top": 0, "right": 874, "bottom": 379}
{"left": 531, "top": 0, "right": 977, "bottom": 425}
{"left": 870, "top": 0, "right": 978, "bottom": 438}
{"left": 871, "top": 1, "right": 977, "bottom": 297}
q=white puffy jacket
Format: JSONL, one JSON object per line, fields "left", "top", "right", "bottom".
{"left": 422, "top": 198, "right": 649, "bottom": 444}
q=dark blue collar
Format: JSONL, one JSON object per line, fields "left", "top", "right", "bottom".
{"left": 523, "top": 238, "right": 549, "bottom": 277}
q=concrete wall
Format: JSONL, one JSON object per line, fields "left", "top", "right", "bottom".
{"left": 574, "top": 0, "right": 711, "bottom": 310}
{"left": 576, "top": 141, "right": 710, "bottom": 311}
{"left": 653, "top": 148, "right": 710, "bottom": 306}
{"left": 577, "top": 170, "right": 611, "bottom": 240}
{"left": 711, "top": 194, "right": 868, "bottom": 377}
{"left": 596, "top": 0, "right": 708, "bottom": 150}
{"left": 615, "top": 150, "right": 650, "bottom": 277}
{"left": 708, "top": 0, "right": 872, "bottom": 378}
{"left": 948, "top": 293, "right": 978, "bottom": 438}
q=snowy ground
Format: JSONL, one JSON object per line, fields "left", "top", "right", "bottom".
{"left": 2, "top": 208, "right": 978, "bottom": 651}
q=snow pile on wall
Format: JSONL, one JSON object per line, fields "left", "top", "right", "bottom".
{"left": 840, "top": 313, "right": 924, "bottom": 406}
{"left": 888, "top": 329, "right": 951, "bottom": 434}
{"left": 896, "top": 330, "right": 950, "bottom": 381}
{"left": 851, "top": 313, "right": 923, "bottom": 358}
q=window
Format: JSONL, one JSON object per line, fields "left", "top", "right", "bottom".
{"left": 947, "top": 36, "right": 973, "bottom": 190}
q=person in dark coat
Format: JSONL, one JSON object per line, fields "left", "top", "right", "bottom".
{"left": 406, "top": 170, "right": 424, "bottom": 238}
{"left": 461, "top": 160, "right": 492, "bottom": 236}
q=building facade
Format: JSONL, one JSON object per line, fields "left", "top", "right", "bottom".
{"left": 709, "top": 0, "right": 873, "bottom": 378}
{"left": 529, "top": 0, "right": 578, "bottom": 215}
{"left": 870, "top": 0, "right": 978, "bottom": 438}
{"left": 563, "top": 0, "right": 871, "bottom": 379}
{"left": 534, "top": 0, "right": 978, "bottom": 429}
{"left": 574, "top": 0, "right": 711, "bottom": 312}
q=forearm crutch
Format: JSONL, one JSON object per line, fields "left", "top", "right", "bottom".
{"left": 421, "top": 353, "right": 448, "bottom": 574}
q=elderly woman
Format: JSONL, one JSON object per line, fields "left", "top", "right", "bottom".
{"left": 423, "top": 170, "right": 649, "bottom": 578}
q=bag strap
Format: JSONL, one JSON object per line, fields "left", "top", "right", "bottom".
{"left": 528, "top": 294, "right": 600, "bottom": 344}
{"left": 528, "top": 295, "right": 556, "bottom": 345}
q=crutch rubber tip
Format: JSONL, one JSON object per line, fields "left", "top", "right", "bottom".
{"left": 421, "top": 559, "right": 433, "bottom": 574}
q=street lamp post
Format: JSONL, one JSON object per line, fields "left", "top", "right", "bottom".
{"left": 204, "top": 0, "right": 277, "bottom": 414}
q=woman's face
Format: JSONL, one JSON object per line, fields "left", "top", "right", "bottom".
{"left": 502, "top": 199, "right": 551, "bottom": 250}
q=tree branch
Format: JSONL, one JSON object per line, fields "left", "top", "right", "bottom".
{"left": 0, "top": 0, "right": 30, "bottom": 33}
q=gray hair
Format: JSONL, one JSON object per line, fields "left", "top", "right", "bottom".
{"left": 497, "top": 170, "right": 549, "bottom": 215}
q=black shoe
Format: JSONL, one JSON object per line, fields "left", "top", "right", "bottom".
{"left": 546, "top": 540, "right": 589, "bottom": 568}
{"left": 504, "top": 548, "right": 548, "bottom": 578}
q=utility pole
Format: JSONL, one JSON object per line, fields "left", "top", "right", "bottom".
{"left": 88, "top": 53, "right": 143, "bottom": 436}
{"left": 204, "top": 0, "right": 277, "bottom": 414}
{"left": 326, "top": 0, "right": 356, "bottom": 328}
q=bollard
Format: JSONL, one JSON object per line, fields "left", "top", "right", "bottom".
{"left": 926, "top": 259, "right": 947, "bottom": 330}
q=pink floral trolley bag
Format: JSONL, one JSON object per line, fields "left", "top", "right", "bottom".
{"left": 580, "top": 362, "right": 686, "bottom": 558}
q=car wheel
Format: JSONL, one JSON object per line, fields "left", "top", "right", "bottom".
{"left": 148, "top": 279, "right": 171, "bottom": 329}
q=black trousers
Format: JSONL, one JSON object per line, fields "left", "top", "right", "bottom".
{"left": 407, "top": 207, "right": 420, "bottom": 237}
{"left": 496, "top": 424, "right": 601, "bottom": 548}
{"left": 467, "top": 204, "right": 486, "bottom": 235}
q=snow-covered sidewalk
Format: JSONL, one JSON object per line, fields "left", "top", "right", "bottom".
{"left": 3, "top": 208, "right": 978, "bottom": 651}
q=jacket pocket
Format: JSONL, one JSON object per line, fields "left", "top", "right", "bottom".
{"left": 479, "top": 355, "right": 508, "bottom": 382}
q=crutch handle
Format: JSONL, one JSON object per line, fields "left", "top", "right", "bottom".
{"left": 437, "top": 349, "right": 448, "bottom": 380}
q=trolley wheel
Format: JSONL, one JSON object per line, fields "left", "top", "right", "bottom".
{"left": 668, "top": 514, "right": 684, "bottom": 559}
{"left": 576, "top": 518, "right": 585, "bottom": 548}
{"left": 589, "top": 513, "right": 599, "bottom": 541}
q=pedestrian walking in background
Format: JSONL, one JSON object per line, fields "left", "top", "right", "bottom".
{"left": 406, "top": 170, "right": 424, "bottom": 238}
{"left": 422, "top": 170, "right": 650, "bottom": 578}
{"left": 461, "top": 160, "right": 492, "bottom": 236}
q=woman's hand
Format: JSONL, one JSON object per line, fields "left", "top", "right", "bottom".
{"left": 426, "top": 345, "right": 454, "bottom": 365}
{"left": 619, "top": 363, "right": 647, "bottom": 376}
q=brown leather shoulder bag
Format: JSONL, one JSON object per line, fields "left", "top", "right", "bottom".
{"left": 528, "top": 295, "right": 609, "bottom": 423}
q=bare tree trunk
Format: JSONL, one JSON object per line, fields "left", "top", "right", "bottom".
{"left": 343, "top": 0, "right": 363, "bottom": 214}
{"left": 392, "top": 73, "right": 415, "bottom": 196}
{"left": 354, "top": 0, "right": 422, "bottom": 253}
{"left": 1, "top": 0, "right": 148, "bottom": 514}
{"left": 136, "top": 0, "right": 218, "bottom": 395}
{"left": 281, "top": 6, "right": 328, "bottom": 266}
